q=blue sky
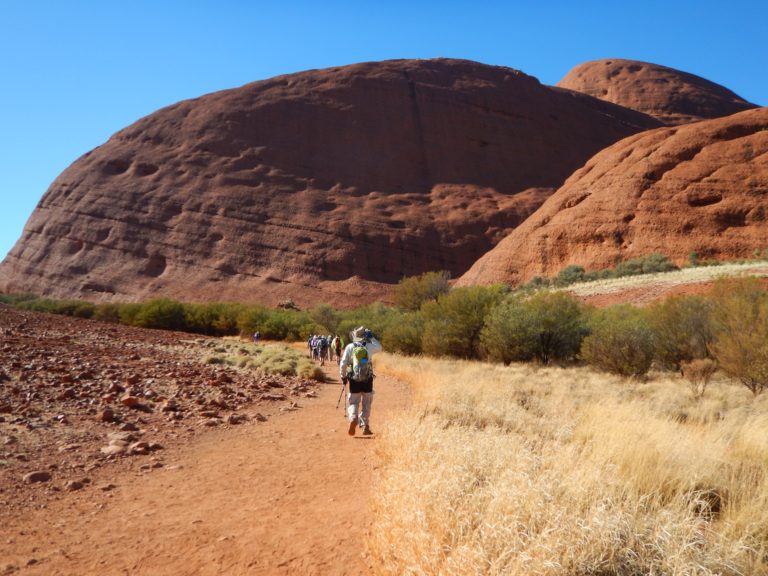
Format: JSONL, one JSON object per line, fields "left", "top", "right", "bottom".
{"left": 1, "top": 0, "right": 766, "bottom": 261}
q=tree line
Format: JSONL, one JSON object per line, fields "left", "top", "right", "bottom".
{"left": 3, "top": 268, "right": 767, "bottom": 396}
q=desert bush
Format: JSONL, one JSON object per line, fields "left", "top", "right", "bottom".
{"left": 393, "top": 270, "right": 451, "bottom": 311}
{"left": 647, "top": 294, "right": 715, "bottom": 370}
{"left": 681, "top": 358, "right": 718, "bottom": 400}
{"left": 554, "top": 264, "right": 587, "bottom": 287}
{"left": 236, "top": 305, "right": 270, "bottom": 337}
{"left": 132, "top": 298, "right": 187, "bottom": 330}
{"left": 337, "top": 301, "right": 399, "bottom": 343}
{"left": 518, "top": 275, "right": 551, "bottom": 291}
{"left": 708, "top": 277, "right": 768, "bottom": 396}
{"left": 381, "top": 311, "right": 423, "bottom": 355}
{"left": 50, "top": 300, "right": 96, "bottom": 318}
{"left": 614, "top": 252, "right": 678, "bottom": 277}
{"left": 421, "top": 285, "right": 506, "bottom": 359}
{"left": 184, "top": 302, "right": 243, "bottom": 335}
{"left": 581, "top": 304, "right": 655, "bottom": 377}
{"left": 522, "top": 253, "right": 679, "bottom": 290}
{"left": 92, "top": 303, "right": 122, "bottom": 323}
{"left": 309, "top": 303, "right": 341, "bottom": 334}
{"left": 260, "top": 309, "right": 315, "bottom": 341}
{"left": 0, "top": 293, "right": 38, "bottom": 305}
{"left": 481, "top": 291, "right": 589, "bottom": 364}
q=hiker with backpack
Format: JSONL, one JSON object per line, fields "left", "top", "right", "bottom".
{"left": 339, "top": 326, "right": 382, "bottom": 436}
{"left": 317, "top": 336, "right": 328, "bottom": 366}
{"left": 333, "top": 335, "right": 342, "bottom": 365}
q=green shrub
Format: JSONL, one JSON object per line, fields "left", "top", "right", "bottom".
{"left": 309, "top": 303, "right": 341, "bottom": 334}
{"left": 118, "top": 303, "right": 143, "bottom": 326}
{"left": 394, "top": 270, "right": 451, "bottom": 311}
{"left": 708, "top": 277, "right": 768, "bottom": 395}
{"left": 647, "top": 295, "right": 715, "bottom": 370}
{"left": 518, "top": 276, "right": 551, "bottom": 291}
{"left": 382, "top": 311, "right": 423, "bottom": 355}
{"left": 614, "top": 253, "right": 678, "bottom": 277}
{"left": 93, "top": 303, "right": 122, "bottom": 323}
{"left": 260, "top": 309, "right": 315, "bottom": 341}
{"left": 337, "top": 302, "right": 400, "bottom": 343}
{"left": 581, "top": 304, "right": 655, "bottom": 377}
{"left": 133, "top": 299, "right": 187, "bottom": 330}
{"left": 554, "top": 265, "right": 587, "bottom": 287}
{"left": 421, "top": 285, "right": 507, "bottom": 359}
{"left": 237, "top": 305, "right": 270, "bottom": 337}
{"left": 0, "top": 293, "right": 38, "bottom": 305}
{"left": 481, "top": 291, "right": 590, "bottom": 364}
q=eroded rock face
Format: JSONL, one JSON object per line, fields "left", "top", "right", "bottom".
{"left": 0, "top": 58, "right": 660, "bottom": 307}
{"left": 459, "top": 107, "right": 768, "bottom": 287}
{"left": 558, "top": 59, "right": 757, "bottom": 126}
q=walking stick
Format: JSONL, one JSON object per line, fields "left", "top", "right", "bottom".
{"left": 336, "top": 378, "right": 347, "bottom": 410}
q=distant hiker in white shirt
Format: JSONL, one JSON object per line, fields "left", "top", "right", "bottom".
{"left": 339, "top": 326, "right": 382, "bottom": 436}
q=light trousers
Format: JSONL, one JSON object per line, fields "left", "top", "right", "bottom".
{"left": 347, "top": 391, "right": 374, "bottom": 428}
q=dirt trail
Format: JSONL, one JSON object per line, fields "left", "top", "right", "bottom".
{"left": 2, "top": 363, "right": 408, "bottom": 576}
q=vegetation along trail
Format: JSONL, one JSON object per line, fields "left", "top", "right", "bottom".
{"left": 2, "top": 360, "right": 409, "bottom": 575}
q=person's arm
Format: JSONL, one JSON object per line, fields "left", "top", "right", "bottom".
{"left": 339, "top": 344, "right": 352, "bottom": 380}
{"left": 366, "top": 337, "right": 382, "bottom": 356}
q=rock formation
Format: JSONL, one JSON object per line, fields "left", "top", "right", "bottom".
{"left": 0, "top": 58, "right": 659, "bottom": 307}
{"left": 558, "top": 59, "right": 757, "bottom": 126}
{"left": 459, "top": 107, "right": 768, "bottom": 287}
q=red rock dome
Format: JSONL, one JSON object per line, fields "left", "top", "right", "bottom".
{"left": 558, "top": 59, "right": 757, "bottom": 126}
{"left": 0, "top": 58, "right": 659, "bottom": 306}
{"left": 459, "top": 107, "right": 768, "bottom": 287}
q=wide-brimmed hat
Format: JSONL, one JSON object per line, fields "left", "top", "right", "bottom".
{"left": 352, "top": 326, "right": 372, "bottom": 342}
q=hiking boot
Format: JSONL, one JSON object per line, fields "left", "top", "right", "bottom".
{"left": 348, "top": 420, "right": 357, "bottom": 436}
{"left": 362, "top": 426, "right": 373, "bottom": 436}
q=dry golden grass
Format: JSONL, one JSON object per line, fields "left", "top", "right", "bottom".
{"left": 370, "top": 353, "right": 768, "bottom": 575}
{"left": 564, "top": 262, "right": 768, "bottom": 299}
{"left": 201, "top": 339, "right": 324, "bottom": 380}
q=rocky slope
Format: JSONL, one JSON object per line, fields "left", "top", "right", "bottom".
{"left": 459, "top": 107, "right": 768, "bottom": 287}
{"left": 0, "top": 58, "right": 660, "bottom": 307}
{"left": 558, "top": 59, "right": 757, "bottom": 125}
{"left": 0, "top": 304, "right": 316, "bottom": 516}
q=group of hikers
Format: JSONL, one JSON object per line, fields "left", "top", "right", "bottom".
{"left": 252, "top": 327, "right": 382, "bottom": 436}
{"left": 308, "top": 327, "right": 382, "bottom": 437}
{"left": 307, "top": 333, "right": 344, "bottom": 366}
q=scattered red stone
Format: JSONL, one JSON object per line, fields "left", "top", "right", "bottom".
{"left": 0, "top": 304, "right": 316, "bottom": 515}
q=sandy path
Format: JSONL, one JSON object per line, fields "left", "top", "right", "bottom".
{"left": 2, "top": 364, "right": 408, "bottom": 575}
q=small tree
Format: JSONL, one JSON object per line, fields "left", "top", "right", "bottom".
{"left": 394, "top": 271, "right": 451, "bottom": 311}
{"left": 647, "top": 295, "right": 715, "bottom": 370}
{"left": 581, "top": 304, "right": 655, "bottom": 377}
{"left": 382, "top": 311, "right": 423, "bottom": 355}
{"left": 309, "top": 303, "right": 340, "bottom": 334}
{"left": 237, "top": 305, "right": 270, "bottom": 337}
{"left": 133, "top": 299, "right": 186, "bottom": 330}
{"left": 709, "top": 277, "right": 768, "bottom": 396}
{"left": 554, "top": 265, "right": 586, "bottom": 287}
{"left": 481, "top": 291, "right": 589, "bottom": 364}
{"left": 421, "top": 285, "right": 506, "bottom": 358}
